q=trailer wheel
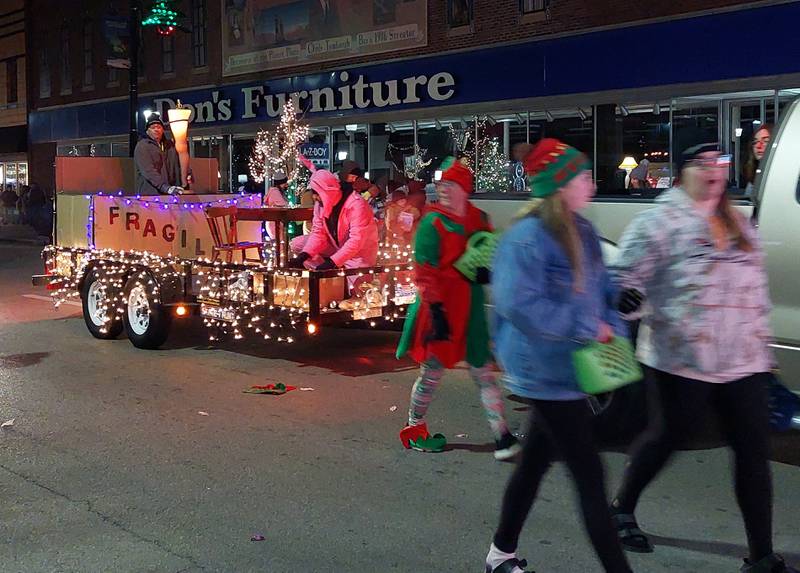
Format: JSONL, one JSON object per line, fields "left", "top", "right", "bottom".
{"left": 123, "top": 275, "right": 171, "bottom": 349}
{"left": 81, "top": 269, "right": 124, "bottom": 340}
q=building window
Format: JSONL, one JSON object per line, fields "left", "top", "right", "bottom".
{"left": 39, "top": 48, "right": 51, "bottom": 98}
{"left": 6, "top": 58, "right": 18, "bottom": 104}
{"left": 447, "top": 0, "right": 473, "bottom": 28}
{"left": 161, "top": 35, "right": 174, "bottom": 74}
{"left": 60, "top": 25, "right": 72, "bottom": 94}
{"left": 82, "top": 20, "right": 94, "bottom": 87}
{"left": 594, "top": 103, "right": 671, "bottom": 195}
{"left": 520, "top": 0, "right": 548, "bottom": 14}
{"left": 192, "top": 0, "right": 207, "bottom": 68}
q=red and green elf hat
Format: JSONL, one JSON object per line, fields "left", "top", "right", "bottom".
{"left": 523, "top": 139, "right": 591, "bottom": 198}
{"left": 439, "top": 156, "right": 474, "bottom": 194}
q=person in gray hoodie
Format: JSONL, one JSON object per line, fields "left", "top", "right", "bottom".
{"left": 134, "top": 113, "right": 185, "bottom": 196}
{"left": 610, "top": 143, "right": 796, "bottom": 573}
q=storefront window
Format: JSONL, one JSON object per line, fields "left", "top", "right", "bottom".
{"left": 5, "top": 163, "right": 17, "bottom": 191}
{"left": 193, "top": 136, "right": 230, "bottom": 192}
{"left": 475, "top": 116, "right": 511, "bottom": 194}
{"left": 111, "top": 142, "right": 130, "bottom": 157}
{"left": 594, "top": 103, "right": 669, "bottom": 196}
{"left": 0, "top": 162, "right": 27, "bottom": 192}
{"left": 17, "top": 163, "right": 27, "bottom": 187}
{"left": 415, "top": 118, "right": 457, "bottom": 185}
{"left": 57, "top": 144, "right": 94, "bottom": 157}
{"left": 331, "top": 124, "right": 368, "bottom": 176}
{"left": 232, "top": 136, "right": 256, "bottom": 192}
{"left": 778, "top": 88, "right": 800, "bottom": 119}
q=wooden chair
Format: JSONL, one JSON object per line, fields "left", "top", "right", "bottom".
{"left": 204, "top": 206, "right": 264, "bottom": 264}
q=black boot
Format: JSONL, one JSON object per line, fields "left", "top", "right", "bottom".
{"left": 740, "top": 553, "right": 799, "bottom": 573}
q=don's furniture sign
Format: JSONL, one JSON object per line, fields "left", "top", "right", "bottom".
{"left": 222, "top": 0, "right": 428, "bottom": 76}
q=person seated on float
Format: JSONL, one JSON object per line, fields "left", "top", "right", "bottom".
{"left": 133, "top": 113, "right": 189, "bottom": 196}
{"left": 287, "top": 168, "right": 378, "bottom": 273}
{"left": 263, "top": 170, "right": 289, "bottom": 240}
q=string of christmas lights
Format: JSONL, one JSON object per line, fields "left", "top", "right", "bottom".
{"left": 248, "top": 100, "right": 309, "bottom": 186}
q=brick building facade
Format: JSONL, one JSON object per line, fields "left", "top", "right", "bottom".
{"left": 1, "top": 0, "right": 26, "bottom": 192}
{"left": 25, "top": 0, "right": 800, "bottom": 195}
{"left": 28, "top": 0, "right": 760, "bottom": 112}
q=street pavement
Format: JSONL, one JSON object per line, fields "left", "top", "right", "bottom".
{"left": 1, "top": 243, "right": 799, "bottom": 573}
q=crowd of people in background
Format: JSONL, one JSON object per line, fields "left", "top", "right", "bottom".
{"left": 0, "top": 182, "right": 53, "bottom": 237}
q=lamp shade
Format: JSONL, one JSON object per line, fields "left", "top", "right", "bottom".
{"left": 167, "top": 101, "right": 192, "bottom": 188}
{"left": 167, "top": 106, "right": 192, "bottom": 140}
{"left": 618, "top": 156, "right": 638, "bottom": 170}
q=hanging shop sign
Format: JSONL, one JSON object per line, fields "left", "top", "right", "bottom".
{"left": 148, "top": 70, "right": 456, "bottom": 126}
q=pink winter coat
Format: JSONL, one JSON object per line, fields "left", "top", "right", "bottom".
{"left": 302, "top": 191, "right": 379, "bottom": 267}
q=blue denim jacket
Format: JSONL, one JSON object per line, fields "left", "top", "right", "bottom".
{"left": 491, "top": 214, "right": 625, "bottom": 400}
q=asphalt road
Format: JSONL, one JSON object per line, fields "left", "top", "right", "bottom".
{"left": 1, "top": 243, "right": 799, "bottom": 573}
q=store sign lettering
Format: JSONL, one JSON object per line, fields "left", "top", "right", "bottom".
{"left": 151, "top": 70, "right": 456, "bottom": 125}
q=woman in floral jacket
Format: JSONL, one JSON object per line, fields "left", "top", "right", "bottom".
{"left": 610, "top": 144, "right": 796, "bottom": 573}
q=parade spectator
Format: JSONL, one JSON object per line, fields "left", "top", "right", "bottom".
{"left": 609, "top": 143, "right": 796, "bottom": 573}
{"left": 396, "top": 158, "right": 519, "bottom": 460}
{"left": 743, "top": 124, "right": 773, "bottom": 197}
{"left": 485, "top": 139, "right": 632, "bottom": 573}
{"left": 1, "top": 185, "right": 17, "bottom": 208}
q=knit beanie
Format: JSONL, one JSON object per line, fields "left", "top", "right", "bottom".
{"left": 523, "top": 138, "right": 591, "bottom": 198}
{"left": 439, "top": 156, "right": 474, "bottom": 194}
{"left": 677, "top": 142, "right": 720, "bottom": 172}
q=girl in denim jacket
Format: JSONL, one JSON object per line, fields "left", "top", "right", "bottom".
{"left": 484, "top": 140, "right": 633, "bottom": 573}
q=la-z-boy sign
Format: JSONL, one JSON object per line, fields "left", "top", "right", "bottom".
{"left": 147, "top": 70, "right": 456, "bottom": 126}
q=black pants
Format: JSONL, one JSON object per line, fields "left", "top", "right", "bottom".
{"left": 494, "top": 399, "right": 632, "bottom": 573}
{"left": 614, "top": 367, "right": 773, "bottom": 561}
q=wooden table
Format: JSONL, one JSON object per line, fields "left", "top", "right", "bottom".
{"left": 237, "top": 207, "right": 314, "bottom": 267}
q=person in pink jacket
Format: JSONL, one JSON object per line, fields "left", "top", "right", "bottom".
{"left": 287, "top": 168, "right": 379, "bottom": 274}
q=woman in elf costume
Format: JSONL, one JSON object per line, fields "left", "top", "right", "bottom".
{"left": 396, "top": 158, "right": 520, "bottom": 460}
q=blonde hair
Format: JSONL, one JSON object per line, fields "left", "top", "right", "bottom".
{"left": 516, "top": 195, "right": 584, "bottom": 290}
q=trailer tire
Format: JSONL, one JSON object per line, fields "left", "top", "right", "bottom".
{"left": 81, "top": 268, "right": 124, "bottom": 340}
{"left": 123, "top": 274, "right": 171, "bottom": 349}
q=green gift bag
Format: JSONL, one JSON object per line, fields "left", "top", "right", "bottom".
{"left": 454, "top": 231, "right": 500, "bottom": 282}
{"left": 572, "top": 336, "right": 642, "bottom": 395}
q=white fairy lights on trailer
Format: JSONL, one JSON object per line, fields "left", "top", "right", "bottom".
{"left": 44, "top": 197, "right": 417, "bottom": 344}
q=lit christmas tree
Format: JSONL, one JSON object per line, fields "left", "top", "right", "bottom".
{"left": 476, "top": 138, "right": 510, "bottom": 193}
{"left": 249, "top": 100, "right": 310, "bottom": 238}
{"left": 248, "top": 99, "right": 309, "bottom": 192}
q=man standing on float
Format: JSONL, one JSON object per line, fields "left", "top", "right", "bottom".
{"left": 133, "top": 113, "right": 185, "bottom": 196}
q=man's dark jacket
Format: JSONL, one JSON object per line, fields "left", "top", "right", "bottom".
{"left": 134, "top": 135, "right": 182, "bottom": 195}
